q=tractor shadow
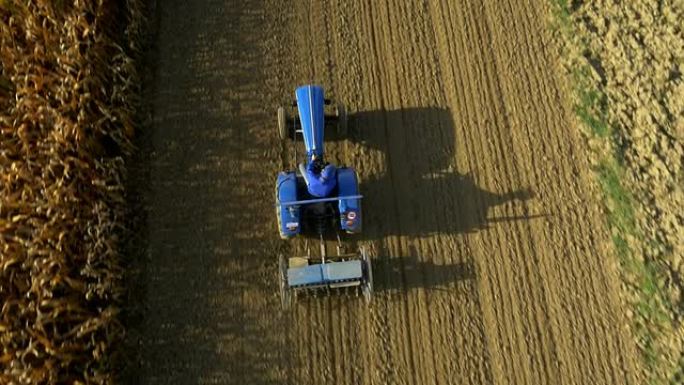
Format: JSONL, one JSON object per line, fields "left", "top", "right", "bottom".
{"left": 358, "top": 171, "right": 536, "bottom": 238}
{"left": 340, "top": 107, "right": 539, "bottom": 239}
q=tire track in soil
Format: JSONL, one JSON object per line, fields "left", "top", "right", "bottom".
{"left": 136, "top": 0, "right": 642, "bottom": 384}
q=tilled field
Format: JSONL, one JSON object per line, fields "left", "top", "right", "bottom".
{"left": 134, "top": 0, "right": 643, "bottom": 384}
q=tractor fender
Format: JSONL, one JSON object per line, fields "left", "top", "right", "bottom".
{"left": 336, "top": 167, "right": 362, "bottom": 233}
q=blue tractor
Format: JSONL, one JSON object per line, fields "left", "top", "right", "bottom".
{"left": 275, "top": 85, "right": 373, "bottom": 308}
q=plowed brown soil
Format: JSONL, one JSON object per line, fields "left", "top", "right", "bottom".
{"left": 133, "top": 0, "right": 643, "bottom": 384}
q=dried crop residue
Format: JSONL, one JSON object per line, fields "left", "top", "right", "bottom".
{"left": 556, "top": 1, "right": 684, "bottom": 382}
{"left": 0, "top": 1, "right": 142, "bottom": 383}
{"left": 134, "top": 0, "right": 641, "bottom": 384}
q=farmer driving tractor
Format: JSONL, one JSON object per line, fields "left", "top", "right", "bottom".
{"left": 299, "top": 155, "right": 337, "bottom": 198}
{"left": 275, "top": 85, "right": 370, "bottom": 308}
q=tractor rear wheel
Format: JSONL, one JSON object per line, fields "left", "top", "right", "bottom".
{"left": 276, "top": 203, "right": 289, "bottom": 240}
{"left": 336, "top": 103, "right": 347, "bottom": 136}
{"left": 277, "top": 106, "right": 288, "bottom": 140}
{"left": 275, "top": 186, "right": 289, "bottom": 239}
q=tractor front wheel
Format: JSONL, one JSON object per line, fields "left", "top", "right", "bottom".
{"left": 336, "top": 103, "right": 348, "bottom": 136}
{"left": 277, "top": 106, "right": 288, "bottom": 140}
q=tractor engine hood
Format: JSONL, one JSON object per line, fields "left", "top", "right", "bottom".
{"left": 296, "top": 85, "right": 326, "bottom": 160}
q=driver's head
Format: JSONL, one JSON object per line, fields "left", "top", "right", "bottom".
{"left": 310, "top": 155, "right": 324, "bottom": 173}
{"left": 321, "top": 164, "right": 336, "bottom": 181}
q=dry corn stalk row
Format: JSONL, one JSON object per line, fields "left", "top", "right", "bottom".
{"left": 1, "top": 1, "right": 142, "bottom": 383}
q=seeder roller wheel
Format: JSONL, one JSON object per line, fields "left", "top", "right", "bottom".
{"left": 360, "top": 246, "right": 373, "bottom": 304}
{"left": 279, "top": 254, "right": 292, "bottom": 309}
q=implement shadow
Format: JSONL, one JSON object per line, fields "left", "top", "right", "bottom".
{"left": 374, "top": 254, "right": 476, "bottom": 293}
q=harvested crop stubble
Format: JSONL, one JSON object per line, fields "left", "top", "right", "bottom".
{"left": 559, "top": 0, "right": 683, "bottom": 382}
{"left": 0, "top": 1, "right": 142, "bottom": 383}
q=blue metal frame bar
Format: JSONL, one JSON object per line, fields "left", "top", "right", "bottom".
{"left": 279, "top": 195, "right": 363, "bottom": 207}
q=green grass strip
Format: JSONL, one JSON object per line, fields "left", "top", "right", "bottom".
{"left": 550, "top": 1, "right": 675, "bottom": 383}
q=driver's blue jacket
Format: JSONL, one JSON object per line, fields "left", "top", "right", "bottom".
{"left": 305, "top": 163, "right": 337, "bottom": 197}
